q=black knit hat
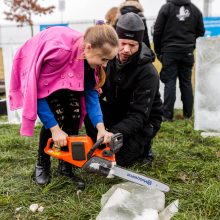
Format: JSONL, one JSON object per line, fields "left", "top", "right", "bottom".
{"left": 116, "top": 12, "right": 145, "bottom": 42}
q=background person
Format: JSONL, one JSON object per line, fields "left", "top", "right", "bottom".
{"left": 118, "top": 0, "right": 155, "bottom": 61}
{"left": 9, "top": 24, "right": 119, "bottom": 189}
{"left": 119, "top": 0, "right": 151, "bottom": 49}
{"left": 85, "top": 13, "right": 163, "bottom": 166}
{"left": 105, "top": 6, "right": 118, "bottom": 28}
{"left": 153, "top": 0, "right": 205, "bottom": 121}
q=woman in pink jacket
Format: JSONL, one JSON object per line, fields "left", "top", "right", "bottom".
{"left": 9, "top": 23, "right": 119, "bottom": 189}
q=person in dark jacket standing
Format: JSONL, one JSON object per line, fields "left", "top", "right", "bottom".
{"left": 85, "top": 12, "right": 163, "bottom": 166}
{"left": 153, "top": 0, "right": 205, "bottom": 121}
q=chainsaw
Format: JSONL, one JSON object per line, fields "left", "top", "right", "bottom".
{"left": 44, "top": 133, "right": 170, "bottom": 192}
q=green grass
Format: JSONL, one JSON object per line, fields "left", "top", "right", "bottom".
{"left": 0, "top": 113, "right": 220, "bottom": 220}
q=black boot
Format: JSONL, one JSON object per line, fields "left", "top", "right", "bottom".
{"left": 58, "top": 160, "right": 85, "bottom": 190}
{"left": 146, "top": 148, "right": 154, "bottom": 164}
{"left": 35, "top": 156, "right": 51, "bottom": 185}
{"left": 143, "top": 139, "right": 154, "bottom": 165}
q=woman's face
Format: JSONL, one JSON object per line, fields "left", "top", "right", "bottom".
{"left": 84, "top": 43, "right": 118, "bottom": 69}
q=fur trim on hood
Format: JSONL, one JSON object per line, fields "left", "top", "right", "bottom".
{"left": 118, "top": 1, "right": 144, "bottom": 13}
{"left": 114, "top": 1, "right": 144, "bottom": 26}
{"left": 108, "top": 1, "right": 144, "bottom": 28}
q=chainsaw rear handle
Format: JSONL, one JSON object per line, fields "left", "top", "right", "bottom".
{"left": 45, "top": 138, "right": 53, "bottom": 150}
{"left": 45, "top": 137, "right": 70, "bottom": 151}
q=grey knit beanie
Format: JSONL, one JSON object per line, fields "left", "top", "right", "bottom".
{"left": 116, "top": 12, "right": 145, "bottom": 42}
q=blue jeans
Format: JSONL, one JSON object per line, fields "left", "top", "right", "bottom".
{"left": 160, "top": 52, "right": 194, "bottom": 119}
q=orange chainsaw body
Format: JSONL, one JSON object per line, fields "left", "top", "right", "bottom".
{"left": 44, "top": 135, "right": 116, "bottom": 168}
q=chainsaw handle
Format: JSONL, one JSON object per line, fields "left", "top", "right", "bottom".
{"left": 44, "top": 137, "right": 71, "bottom": 151}
{"left": 45, "top": 138, "right": 54, "bottom": 151}
{"left": 87, "top": 137, "right": 104, "bottom": 159}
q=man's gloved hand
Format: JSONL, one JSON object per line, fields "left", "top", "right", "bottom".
{"left": 150, "top": 49, "right": 156, "bottom": 62}
{"left": 156, "top": 53, "right": 163, "bottom": 62}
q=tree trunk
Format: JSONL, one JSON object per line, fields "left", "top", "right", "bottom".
{"left": 30, "top": 24, "right": 34, "bottom": 37}
{"left": 28, "top": 13, "right": 34, "bottom": 37}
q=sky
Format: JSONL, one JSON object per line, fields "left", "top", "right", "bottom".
{"left": 0, "top": 0, "right": 219, "bottom": 25}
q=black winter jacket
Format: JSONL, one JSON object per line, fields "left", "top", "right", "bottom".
{"left": 153, "top": 0, "right": 205, "bottom": 54}
{"left": 100, "top": 44, "right": 163, "bottom": 165}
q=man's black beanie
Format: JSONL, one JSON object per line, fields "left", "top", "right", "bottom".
{"left": 116, "top": 12, "right": 145, "bottom": 42}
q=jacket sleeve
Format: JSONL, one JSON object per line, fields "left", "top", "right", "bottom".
{"left": 109, "top": 64, "right": 159, "bottom": 138}
{"left": 37, "top": 98, "right": 58, "bottom": 129}
{"left": 153, "top": 4, "right": 169, "bottom": 55}
{"left": 142, "top": 18, "right": 151, "bottom": 49}
{"left": 148, "top": 82, "right": 163, "bottom": 130}
{"left": 196, "top": 11, "right": 205, "bottom": 38}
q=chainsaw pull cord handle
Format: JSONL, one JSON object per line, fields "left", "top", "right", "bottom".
{"left": 87, "top": 137, "right": 104, "bottom": 159}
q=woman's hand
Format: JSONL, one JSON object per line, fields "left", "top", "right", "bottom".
{"left": 96, "top": 122, "right": 114, "bottom": 143}
{"left": 50, "top": 125, "right": 68, "bottom": 147}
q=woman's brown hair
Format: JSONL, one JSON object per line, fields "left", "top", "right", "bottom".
{"left": 84, "top": 24, "right": 119, "bottom": 88}
{"left": 105, "top": 7, "right": 118, "bottom": 27}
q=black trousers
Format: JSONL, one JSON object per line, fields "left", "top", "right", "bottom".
{"left": 160, "top": 52, "right": 194, "bottom": 119}
{"left": 38, "top": 90, "right": 81, "bottom": 159}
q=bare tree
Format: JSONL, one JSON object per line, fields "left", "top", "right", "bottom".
{"left": 4, "top": 0, "right": 55, "bottom": 36}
